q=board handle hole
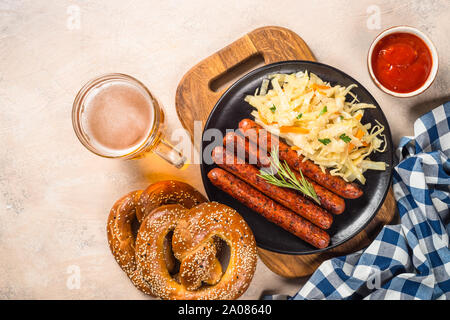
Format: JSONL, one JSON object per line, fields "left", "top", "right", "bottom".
{"left": 209, "top": 53, "right": 265, "bottom": 93}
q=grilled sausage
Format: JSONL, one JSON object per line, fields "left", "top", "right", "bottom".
{"left": 212, "top": 146, "right": 333, "bottom": 229}
{"left": 223, "top": 131, "right": 271, "bottom": 167}
{"left": 238, "top": 118, "right": 363, "bottom": 199}
{"left": 207, "top": 168, "right": 330, "bottom": 249}
{"left": 223, "top": 131, "right": 346, "bottom": 214}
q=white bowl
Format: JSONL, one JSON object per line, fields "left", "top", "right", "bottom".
{"left": 367, "top": 26, "right": 439, "bottom": 98}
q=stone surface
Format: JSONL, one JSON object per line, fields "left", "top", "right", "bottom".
{"left": 0, "top": 0, "right": 448, "bottom": 299}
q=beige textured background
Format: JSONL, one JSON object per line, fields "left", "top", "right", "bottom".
{"left": 0, "top": 0, "right": 448, "bottom": 299}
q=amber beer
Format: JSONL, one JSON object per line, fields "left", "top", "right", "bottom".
{"left": 72, "top": 74, "right": 186, "bottom": 167}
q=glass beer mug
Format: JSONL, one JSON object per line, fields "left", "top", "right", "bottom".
{"left": 72, "top": 73, "right": 186, "bottom": 168}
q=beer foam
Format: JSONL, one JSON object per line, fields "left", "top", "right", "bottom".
{"left": 81, "top": 81, "right": 154, "bottom": 157}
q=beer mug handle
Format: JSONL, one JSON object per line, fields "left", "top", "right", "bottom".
{"left": 153, "top": 138, "right": 187, "bottom": 169}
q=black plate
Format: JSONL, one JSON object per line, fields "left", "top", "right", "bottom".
{"left": 200, "top": 61, "right": 393, "bottom": 254}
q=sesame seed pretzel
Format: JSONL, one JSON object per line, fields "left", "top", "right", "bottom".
{"left": 136, "top": 180, "right": 207, "bottom": 223}
{"left": 106, "top": 190, "right": 153, "bottom": 294}
{"left": 135, "top": 202, "right": 257, "bottom": 300}
{"left": 107, "top": 180, "right": 208, "bottom": 295}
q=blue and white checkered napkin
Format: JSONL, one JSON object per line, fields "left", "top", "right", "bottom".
{"left": 269, "top": 102, "right": 450, "bottom": 300}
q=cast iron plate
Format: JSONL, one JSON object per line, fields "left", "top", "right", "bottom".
{"left": 200, "top": 61, "right": 393, "bottom": 254}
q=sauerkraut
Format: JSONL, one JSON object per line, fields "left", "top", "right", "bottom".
{"left": 245, "top": 71, "right": 387, "bottom": 184}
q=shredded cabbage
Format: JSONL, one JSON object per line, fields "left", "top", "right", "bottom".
{"left": 244, "top": 71, "right": 387, "bottom": 184}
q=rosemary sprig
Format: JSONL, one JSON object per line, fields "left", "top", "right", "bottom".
{"left": 257, "top": 147, "right": 321, "bottom": 205}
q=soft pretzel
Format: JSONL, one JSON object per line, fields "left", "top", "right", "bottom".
{"left": 107, "top": 181, "right": 208, "bottom": 295}
{"left": 136, "top": 202, "right": 257, "bottom": 300}
{"left": 136, "top": 180, "right": 207, "bottom": 222}
{"left": 106, "top": 190, "right": 153, "bottom": 294}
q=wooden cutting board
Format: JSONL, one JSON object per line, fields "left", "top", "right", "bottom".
{"left": 175, "top": 26, "right": 397, "bottom": 277}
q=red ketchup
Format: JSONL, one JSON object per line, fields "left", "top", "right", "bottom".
{"left": 371, "top": 32, "right": 433, "bottom": 93}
